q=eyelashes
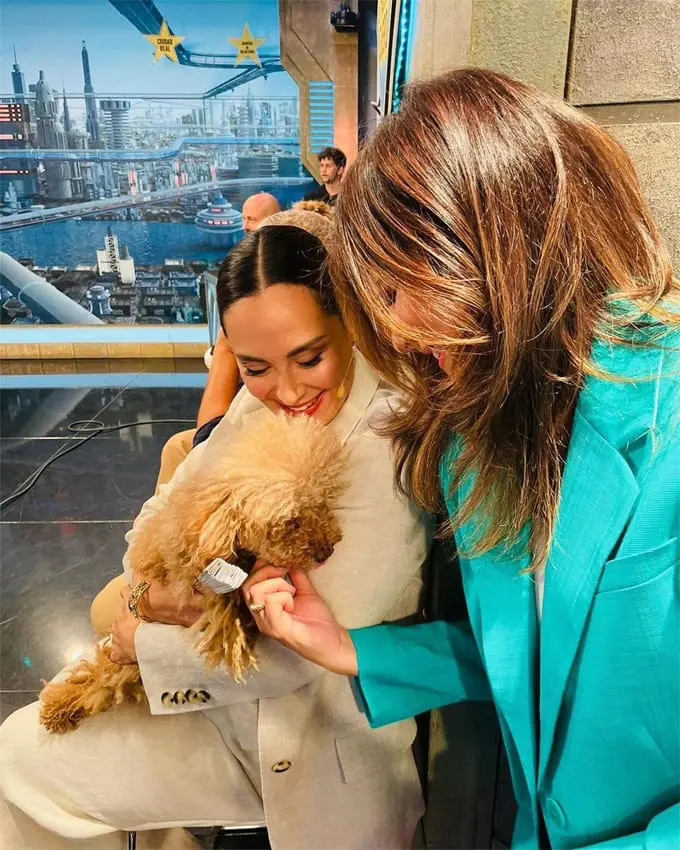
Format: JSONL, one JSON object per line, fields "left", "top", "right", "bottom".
{"left": 243, "top": 351, "right": 325, "bottom": 378}
{"left": 299, "top": 353, "right": 323, "bottom": 369}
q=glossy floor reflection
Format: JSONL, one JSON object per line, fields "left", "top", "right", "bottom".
{"left": 0, "top": 362, "right": 205, "bottom": 719}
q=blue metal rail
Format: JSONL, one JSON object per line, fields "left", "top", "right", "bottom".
{"left": 0, "top": 136, "right": 300, "bottom": 163}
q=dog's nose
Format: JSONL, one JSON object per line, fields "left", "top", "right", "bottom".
{"left": 313, "top": 543, "right": 334, "bottom": 563}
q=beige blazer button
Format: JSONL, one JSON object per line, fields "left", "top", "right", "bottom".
{"left": 172, "top": 690, "right": 187, "bottom": 705}
{"left": 187, "top": 689, "right": 211, "bottom": 704}
{"left": 271, "top": 760, "right": 292, "bottom": 773}
{"left": 161, "top": 691, "right": 173, "bottom": 707}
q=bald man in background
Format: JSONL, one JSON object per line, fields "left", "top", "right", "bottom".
{"left": 242, "top": 192, "right": 280, "bottom": 232}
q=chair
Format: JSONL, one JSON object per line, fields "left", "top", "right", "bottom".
{"left": 126, "top": 826, "right": 270, "bottom": 849}
{"left": 203, "top": 270, "right": 221, "bottom": 349}
{"left": 212, "top": 827, "right": 270, "bottom": 848}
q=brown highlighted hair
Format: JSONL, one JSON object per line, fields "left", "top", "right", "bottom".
{"left": 331, "top": 68, "right": 678, "bottom": 568}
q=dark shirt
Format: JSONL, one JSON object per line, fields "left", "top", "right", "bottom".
{"left": 192, "top": 414, "right": 224, "bottom": 449}
{"left": 303, "top": 184, "right": 337, "bottom": 206}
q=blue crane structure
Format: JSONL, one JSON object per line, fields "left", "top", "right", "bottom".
{"left": 108, "top": 0, "right": 286, "bottom": 97}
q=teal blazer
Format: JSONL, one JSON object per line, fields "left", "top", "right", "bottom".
{"left": 351, "top": 332, "right": 679, "bottom": 849}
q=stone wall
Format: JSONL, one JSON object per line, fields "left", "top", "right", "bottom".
{"left": 410, "top": 0, "right": 680, "bottom": 268}
{"left": 568, "top": 0, "right": 680, "bottom": 267}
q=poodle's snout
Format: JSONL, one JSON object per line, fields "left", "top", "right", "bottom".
{"left": 313, "top": 542, "right": 334, "bottom": 563}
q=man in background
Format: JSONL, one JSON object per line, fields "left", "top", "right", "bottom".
{"left": 304, "top": 147, "right": 346, "bottom": 206}
{"left": 241, "top": 192, "right": 280, "bottom": 232}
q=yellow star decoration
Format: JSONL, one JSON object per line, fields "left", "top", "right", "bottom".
{"left": 229, "top": 23, "right": 265, "bottom": 67}
{"left": 144, "top": 19, "right": 185, "bottom": 63}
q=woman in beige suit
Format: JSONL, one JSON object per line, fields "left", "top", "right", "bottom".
{"left": 0, "top": 209, "right": 429, "bottom": 850}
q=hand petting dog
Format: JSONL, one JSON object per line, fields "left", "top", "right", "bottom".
{"left": 242, "top": 564, "right": 359, "bottom": 678}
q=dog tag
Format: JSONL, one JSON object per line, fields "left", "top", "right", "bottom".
{"left": 198, "top": 558, "right": 249, "bottom": 594}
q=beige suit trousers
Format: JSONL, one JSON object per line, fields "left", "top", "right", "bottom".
{"left": 0, "top": 698, "right": 266, "bottom": 849}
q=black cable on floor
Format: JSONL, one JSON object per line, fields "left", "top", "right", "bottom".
{"left": 0, "top": 418, "right": 195, "bottom": 513}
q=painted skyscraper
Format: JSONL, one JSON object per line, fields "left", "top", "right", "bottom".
{"left": 81, "top": 40, "right": 101, "bottom": 144}
{"left": 62, "top": 87, "right": 72, "bottom": 132}
{"left": 4, "top": 48, "right": 37, "bottom": 198}
{"left": 99, "top": 100, "right": 132, "bottom": 149}
{"left": 62, "top": 88, "right": 85, "bottom": 196}
{"left": 33, "top": 70, "right": 72, "bottom": 200}
{"left": 11, "top": 47, "right": 26, "bottom": 103}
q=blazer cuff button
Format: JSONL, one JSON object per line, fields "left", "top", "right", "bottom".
{"left": 186, "top": 689, "right": 211, "bottom": 704}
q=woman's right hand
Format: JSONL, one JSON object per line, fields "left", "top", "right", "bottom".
{"left": 242, "top": 566, "right": 359, "bottom": 677}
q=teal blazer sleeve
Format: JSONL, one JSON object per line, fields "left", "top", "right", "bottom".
{"left": 349, "top": 619, "right": 492, "bottom": 728}
{"left": 581, "top": 803, "right": 678, "bottom": 849}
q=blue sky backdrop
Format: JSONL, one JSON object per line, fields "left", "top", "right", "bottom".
{"left": 1, "top": 0, "right": 296, "bottom": 100}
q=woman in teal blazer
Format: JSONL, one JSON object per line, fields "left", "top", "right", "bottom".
{"left": 244, "top": 69, "right": 679, "bottom": 849}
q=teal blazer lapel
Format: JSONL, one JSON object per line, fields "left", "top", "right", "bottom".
{"left": 538, "top": 409, "right": 640, "bottom": 783}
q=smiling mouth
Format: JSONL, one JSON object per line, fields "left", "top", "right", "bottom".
{"left": 279, "top": 392, "right": 325, "bottom": 416}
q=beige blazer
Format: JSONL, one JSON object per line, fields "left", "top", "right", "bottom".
{"left": 124, "top": 351, "right": 430, "bottom": 850}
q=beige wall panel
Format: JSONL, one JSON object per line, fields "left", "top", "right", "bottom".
{"left": 279, "top": 0, "right": 336, "bottom": 179}
{"left": 333, "top": 32, "right": 359, "bottom": 165}
{"left": 568, "top": 0, "right": 680, "bottom": 105}
{"left": 469, "top": 0, "right": 573, "bottom": 95}
{"left": 410, "top": 0, "right": 473, "bottom": 79}
{"left": 410, "top": 0, "right": 573, "bottom": 95}
{"left": 605, "top": 121, "right": 680, "bottom": 268}
{"left": 280, "top": 0, "right": 335, "bottom": 78}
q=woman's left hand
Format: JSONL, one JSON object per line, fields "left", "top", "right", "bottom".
{"left": 110, "top": 586, "right": 140, "bottom": 664}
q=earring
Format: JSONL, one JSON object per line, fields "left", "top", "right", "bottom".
{"left": 335, "top": 346, "right": 354, "bottom": 401}
{"left": 335, "top": 350, "right": 355, "bottom": 400}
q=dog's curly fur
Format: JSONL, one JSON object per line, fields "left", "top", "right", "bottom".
{"left": 40, "top": 414, "right": 347, "bottom": 734}
{"left": 292, "top": 199, "right": 334, "bottom": 218}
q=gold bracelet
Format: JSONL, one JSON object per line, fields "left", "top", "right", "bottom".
{"left": 128, "top": 580, "right": 152, "bottom": 622}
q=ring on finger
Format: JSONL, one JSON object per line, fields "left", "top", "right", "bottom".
{"left": 249, "top": 603, "right": 265, "bottom": 614}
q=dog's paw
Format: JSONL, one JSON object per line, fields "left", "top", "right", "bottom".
{"left": 39, "top": 693, "right": 87, "bottom": 734}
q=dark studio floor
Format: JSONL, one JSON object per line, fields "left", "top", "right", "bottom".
{"left": 0, "top": 359, "right": 206, "bottom": 720}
